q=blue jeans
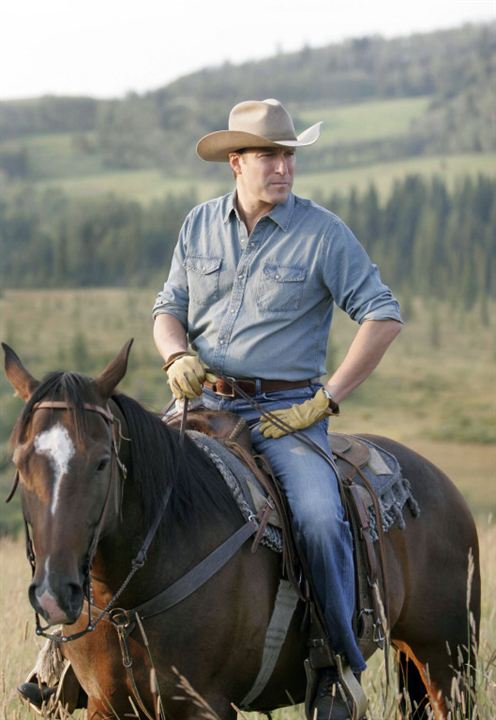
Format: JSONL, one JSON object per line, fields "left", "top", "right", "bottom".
{"left": 201, "top": 384, "right": 366, "bottom": 672}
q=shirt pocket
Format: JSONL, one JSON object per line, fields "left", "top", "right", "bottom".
{"left": 256, "top": 262, "right": 307, "bottom": 312}
{"left": 184, "top": 255, "right": 222, "bottom": 306}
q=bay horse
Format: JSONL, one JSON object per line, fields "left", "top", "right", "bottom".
{"left": 3, "top": 340, "right": 480, "bottom": 720}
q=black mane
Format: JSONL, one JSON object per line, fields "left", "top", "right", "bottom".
{"left": 12, "top": 371, "right": 241, "bottom": 536}
{"left": 112, "top": 392, "right": 241, "bottom": 536}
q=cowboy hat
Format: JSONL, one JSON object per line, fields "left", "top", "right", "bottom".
{"left": 196, "top": 98, "right": 322, "bottom": 162}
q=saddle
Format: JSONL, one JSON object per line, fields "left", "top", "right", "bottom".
{"left": 167, "top": 407, "right": 389, "bottom": 659}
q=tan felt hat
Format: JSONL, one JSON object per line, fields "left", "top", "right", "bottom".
{"left": 196, "top": 98, "right": 322, "bottom": 162}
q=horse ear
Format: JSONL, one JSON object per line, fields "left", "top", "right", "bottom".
{"left": 93, "top": 339, "right": 134, "bottom": 399}
{"left": 2, "top": 343, "right": 40, "bottom": 401}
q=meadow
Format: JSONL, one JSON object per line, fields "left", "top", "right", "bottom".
{"left": 0, "top": 288, "right": 495, "bottom": 717}
{"left": 297, "top": 97, "right": 433, "bottom": 145}
{"left": 2, "top": 94, "right": 495, "bottom": 206}
{"left": 28, "top": 152, "right": 496, "bottom": 206}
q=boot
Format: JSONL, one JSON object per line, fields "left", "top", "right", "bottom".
{"left": 309, "top": 658, "right": 367, "bottom": 720}
{"left": 17, "top": 663, "right": 85, "bottom": 716}
{"left": 18, "top": 681, "right": 56, "bottom": 712}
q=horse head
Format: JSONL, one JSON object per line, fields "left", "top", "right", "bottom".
{"left": 3, "top": 340, "right": 133, "bottom": 626}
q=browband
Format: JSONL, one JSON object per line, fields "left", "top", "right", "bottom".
{"left": 31, "top": 400, "right": 114, "bottom": 424}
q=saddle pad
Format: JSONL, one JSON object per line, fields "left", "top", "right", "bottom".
{"left": 189, "top": 431, "right": 419, "bottom": 547}
{"left": 336, "top": 435, "right": 420, "bottom": 541}
{"left": 188, "top": 431, "right": 283, "bottom": 552}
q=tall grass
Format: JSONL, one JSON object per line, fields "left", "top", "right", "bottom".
{"left": 1, "top": 521, "right": 494, "bottom": 718}
{"left": 0, "top": 288, "right": 494, "bottom": 716}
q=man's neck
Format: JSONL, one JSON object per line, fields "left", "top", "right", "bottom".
{"left": 234, "top": 188, "right": 274, "bottom": 235}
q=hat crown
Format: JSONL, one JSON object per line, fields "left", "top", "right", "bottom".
{"left": 228, "top": 99, "right": 297, "bottom": 142}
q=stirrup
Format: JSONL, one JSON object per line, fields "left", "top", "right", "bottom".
{"left": 335, "top": 655, "right": 368, "bottom": 720}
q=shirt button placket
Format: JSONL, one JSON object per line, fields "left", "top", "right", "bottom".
{"left": 216, "top": 223, "right": 262, "bottom": 368}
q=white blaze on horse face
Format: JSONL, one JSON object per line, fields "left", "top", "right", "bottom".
{"left": 34, "top": 423, "right": 75, "bottom": 515}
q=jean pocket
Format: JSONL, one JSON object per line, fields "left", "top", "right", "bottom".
{"left": 184, "top": 255, "right": 222, "bottom": 306}
{"left": 256, "top": 262, "right": 306, "bottom": 312}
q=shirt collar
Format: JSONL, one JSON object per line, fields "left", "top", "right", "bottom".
{"left": 266, "top": 192, "right": 295, "bottom": 231}
{"left": 223, "top": 192, "right": 239, "bottom": 224}
{"left": 223, "top": 191, "right": 295, "bottom": 231}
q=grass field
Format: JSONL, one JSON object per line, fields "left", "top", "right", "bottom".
{"left": 1, "top": 522, "right": 494, "bottom": 719}
{"left": 29, "top": 152, "right": 496, "bottom": 205}
{"left": 1, "top": 289, "right": 494, "bottom": 533}
{"left": 2, "top": 94, "right": 494, "bottom": 205}
{"left": 294, "top": 152, "right": 496, "bottom": 200}
{"left": 1, "top": 132, "right": 105, "bottom": 180}
{"left": 297, "top": 96, "right": 433, "bottom": 145}
{"left": 0, "top": 288, "right": 494, "bottom": 717}
{"left": 38, "top": 169, "right": 230, "bottom": 204}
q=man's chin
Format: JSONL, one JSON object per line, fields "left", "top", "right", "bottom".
{"left": 267, "top": 187, "right": 291, "bottom": 203}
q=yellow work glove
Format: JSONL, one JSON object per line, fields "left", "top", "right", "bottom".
{"left": 164, "top": 351, "right": 217, "bottom": 399}
{"left": 259, "top": 388, "right": 338, "bottom": 439}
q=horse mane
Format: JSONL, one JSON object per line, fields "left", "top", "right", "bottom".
{"left": 12, "top": 371, "right": 241, "bottom": 537}
{"left": 111, "top": 392, "right": 241, "bottom": 537}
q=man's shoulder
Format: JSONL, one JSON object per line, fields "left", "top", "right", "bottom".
{"left": 292, "top": 193, "right": 342, "bottom": 228}
{"left": 188, "top": 192, "right": 233, "bottom": 220}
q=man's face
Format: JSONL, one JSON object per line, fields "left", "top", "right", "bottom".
{"left": 229, "top": 147, "right": 296, "bottom": 206}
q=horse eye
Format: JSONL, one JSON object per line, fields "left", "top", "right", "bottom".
{"left": 96, "top": 458, "right": 110, "bottom": 473}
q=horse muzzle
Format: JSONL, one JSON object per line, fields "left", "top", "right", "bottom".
{"left": 29, "top": 576, "right": 84, "bottom": 625}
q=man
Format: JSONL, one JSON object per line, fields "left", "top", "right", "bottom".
{"left": 153, "top": 98, "right": 402, "bottom": 719}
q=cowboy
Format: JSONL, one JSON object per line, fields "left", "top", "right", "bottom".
{"left": 152, "top": 99, "right": 402, "bottom": 719}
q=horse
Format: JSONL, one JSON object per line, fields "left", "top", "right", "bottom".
{"left": 3, "top": 340, "right": 480, "bottom": 720}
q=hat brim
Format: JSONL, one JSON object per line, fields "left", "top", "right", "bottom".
{"left": 196, "top": 122, "right": 322, "bottom": 162}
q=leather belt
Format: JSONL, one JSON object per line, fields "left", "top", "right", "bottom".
{"left": 203, "top": 377, "right": 312, "bottom": 398}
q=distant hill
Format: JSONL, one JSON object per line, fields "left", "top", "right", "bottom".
{"left": 0, "top": 21, "right": 494, "bottom": 184}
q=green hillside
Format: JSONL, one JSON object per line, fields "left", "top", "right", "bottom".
{"left": 0, "top": 23, "right": 494, "bottom": 309}
{"left": 2, "top": 94, "right": 495, "bottom": 205}
{"left": 0, "top": 21, "right": 494, "bottom": 191}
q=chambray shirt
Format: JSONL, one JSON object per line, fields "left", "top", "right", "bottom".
{"left": 153, "top": 191, "right": 402, "bottom": 381}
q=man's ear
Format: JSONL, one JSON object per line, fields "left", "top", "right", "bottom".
{"left": 228, "top": 152, "right": 242, "bottom": 177}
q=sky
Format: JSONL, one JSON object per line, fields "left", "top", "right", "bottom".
{"left": 2, "top": 0, "right": 494, "bottom": 101}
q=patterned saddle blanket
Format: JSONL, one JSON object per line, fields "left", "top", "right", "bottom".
{"left": 188, "top": 430, "right": 420, "bottom": 553}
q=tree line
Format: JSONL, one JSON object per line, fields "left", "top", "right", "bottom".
{"left": 1, "top": 175, "right": 494, "bottom": 316}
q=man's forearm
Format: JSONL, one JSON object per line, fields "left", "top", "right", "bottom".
{"left": 153, "top": 313, "right": 188, "bottom": 364}
{"left": 325, "top": 319, "right": 401, "bottom": 404}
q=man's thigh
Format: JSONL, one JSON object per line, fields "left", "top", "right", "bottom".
{"left": 250, "top": 419, "right": 344, "bottom": 525}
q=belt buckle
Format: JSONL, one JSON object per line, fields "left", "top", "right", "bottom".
{"left": 215, "top": 376, "right": 237, "bottom": 398}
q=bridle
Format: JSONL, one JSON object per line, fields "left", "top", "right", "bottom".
{"left": 14, "top": 399, "right": 155, "bottom": 644}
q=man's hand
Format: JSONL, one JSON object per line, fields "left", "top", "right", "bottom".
{"left": 259, "top": 388, "right": 335, "bottom": 439}
{"left": 165, "top": 351, "right": 216, "bottom": 399}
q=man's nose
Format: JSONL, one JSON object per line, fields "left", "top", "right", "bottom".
{"left": 275, "top": 155, "right": 289, "bottom": 174}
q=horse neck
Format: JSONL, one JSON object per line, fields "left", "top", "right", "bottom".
{"left": 90, "top": 403, "right": 238, "bottom": 606}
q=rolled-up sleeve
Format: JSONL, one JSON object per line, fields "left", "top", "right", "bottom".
{"left": 152, "top": 215, "right": 191, "bottom": 326}
{"left": 322, "top": 218, "right": 402, "bottom": 324}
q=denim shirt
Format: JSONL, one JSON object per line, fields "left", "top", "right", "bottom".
{"left": 153, "top": 191, "right": 402, "bottom": 381}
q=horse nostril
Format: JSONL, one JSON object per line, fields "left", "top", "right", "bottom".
{"left": 28, "top": 582, "right": 41, "bottom": 613}
{"left": 66, "top": 583, "right": 84, "bottom": 616}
